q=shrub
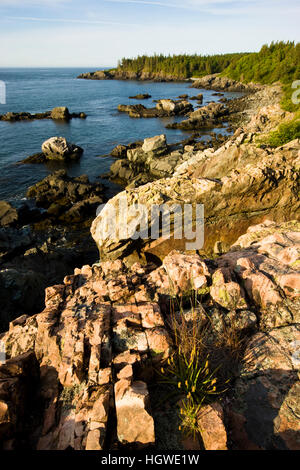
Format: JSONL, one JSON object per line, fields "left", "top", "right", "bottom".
{"left": 156, "top": 300, "right": 233, "bottom": 437}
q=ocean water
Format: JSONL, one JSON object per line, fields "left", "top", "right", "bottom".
{"left": 0, "top": 68, "right": 242, "bottom": 202}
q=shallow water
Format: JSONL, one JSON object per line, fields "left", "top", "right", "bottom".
{"left": 0, "top": 68, "right": 242, "bottom": 202}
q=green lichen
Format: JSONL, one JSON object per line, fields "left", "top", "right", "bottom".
{"left": 59, "top": 382, "right": 86, "bottom": 411}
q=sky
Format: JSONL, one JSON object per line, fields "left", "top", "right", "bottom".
{"left": 0, "top": 0, "right": 299, "bottom": 67}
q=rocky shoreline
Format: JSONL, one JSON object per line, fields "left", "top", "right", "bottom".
{"left": 1, "top": 219, "right": 299, "bottom": 449}
{"left": 0, "top": 76, "right": 299, "bottom": 450}
{"left": 0, "top": 107, "right": 86, "bottom": 122}
{"left": 77, "top": 69, "right": 262, "bottom": 93}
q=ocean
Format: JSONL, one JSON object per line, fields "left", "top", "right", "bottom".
{"left": 0, "top": 68, "right": 241, "bottom": 202}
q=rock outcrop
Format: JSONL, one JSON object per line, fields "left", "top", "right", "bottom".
{"left": 226, "top": 84, "right": 283, "bottom": 129}
{"left": 26, "top": 170, "right": 105, "bottom": 224}
{"left": 166, "top": 102, "right": 228, "bottom": 130}
{"left": 78, "top": 69, "right": 188, "bottom": 82}
{"left": 0, "top": 202, "right": 18, "bottom": 227}
{"left": 22, "top": 138, "right": 85, "bottom": 164}
{"left": 0, "top": 257, "right": 172, "bottom": 449}
{"left": 1, "top": 68, "right": 299, "bottom": 451}
{"left": 156, "top": 99, "right": 193, "bottom": 115}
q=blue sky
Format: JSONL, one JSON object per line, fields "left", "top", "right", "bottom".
{"left": 0, "top": 0, "right": 299, "bottom": 67}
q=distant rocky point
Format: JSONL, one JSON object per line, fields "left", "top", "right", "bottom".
{"left": 20, "top": 137, "right": 84, "bottom": 164}
{"left": 190, "top": 74, "right": 262, "bottom": 93}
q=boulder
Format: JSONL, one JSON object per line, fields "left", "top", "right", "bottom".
{"left": 41, "top": 137, "right": 83, "bottom": 161}
{"left": 78, "top": 70, "right": 113, "bottom": 80}
{"left": 0, "top": 268, "right": 45, "bottom": 331}
{"left": 0, "top": 259, "right": 173, "bottom": 449}
{"left": 110, "top": 144, "right": 128, "bottom": 158}
{"left": 18, "top": 153, "right": 47, "bottom": 164}
{"left": 77, "top": 69, "right": 187, "bottom": 82}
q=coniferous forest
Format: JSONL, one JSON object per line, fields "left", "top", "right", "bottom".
{"left": 118, "top": 41, "right": 299, "bottom": 84}
{"left": 117, "top": 41, "right": 300, "bottom": 111}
